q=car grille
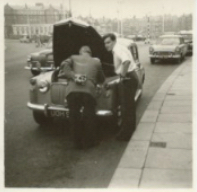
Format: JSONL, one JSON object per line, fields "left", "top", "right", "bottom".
{"left": 31, "top": 61, "right": 52, "bottom": 68}
{"left": 155, "top": 52, "right": 172, "bottom": 56}
{"left": 51, "top": 83, "right": 67, "bottom": 105}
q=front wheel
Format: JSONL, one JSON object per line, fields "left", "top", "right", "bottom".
{"left": 33, "top": 111, "right": 52, "bottom": 126}
{"left": 31, "top": 69, "right": 40, "bottom": 76}
{"left": 176, "top": 57, "right": 181, "bottom": 64}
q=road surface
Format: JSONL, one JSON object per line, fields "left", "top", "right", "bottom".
{"left": 5, "top": 40, "right": 188, "bottom": 187}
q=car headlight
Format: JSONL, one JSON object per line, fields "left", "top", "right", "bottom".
{"left": 38, "top": 80, "right": 50, "bottom": 93}
{"left": 149, "top": 47, "right": 154, "bottom": 54}
{"left": 27, "top": 55, "right": 31, "bottom": 62}
{"left": 30, "top": 78, "right": 36, "bottom": 85}
{"left": 175, "top": 47, "right": 180, "bottom": 53}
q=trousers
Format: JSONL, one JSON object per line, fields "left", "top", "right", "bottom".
{"left": 67, "top": 93, "right": 97, "bottom": 148}
{"left": 117, "top": 71, "right": 138, "bottom": 140}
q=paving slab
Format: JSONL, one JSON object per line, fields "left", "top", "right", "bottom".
{"left": 132, "top": 123, "right": 155, "bottom": 141}
{"left": 145, "top": 148, "right": 192, "bottom": 169}
{"left": 140, "top": 110, "right": 159, "bottom": 123}
{"left": 163, "top": 100, "right": 192, "bottom": 107}
{"left": 151, "top": 132, "right": 192, "bottom": 149}
{"left": 165, "top": 95, "right": 192, "bottom": 101}
{"left": 161, "top": 106, "right": 191, "bottom": 114}
{"left": 167, "top": 90, "right": 192, "bottom": 96}
{"left": 154, "top": 122, "right": 192, "bottom": 133}
{"left": 146, "top": 100, "right": 163, "bottom": 110}
{"left": 140, "top": 168, "right": 192, "bottom": 188}
{"left": 158, "top": 113, "right": 192, "bottom": 123}
{"left": 119, "top": 141, "right": 149, "bottom": 168}
{"left": 109, "top": 168, "right": 141, "bottom": 188}
{"left": 152, "top": 93, "right": 166, "bottom": 101}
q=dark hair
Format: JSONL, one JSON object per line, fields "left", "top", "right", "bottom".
{"left": 103, "top": 33, "right": 116, "bottom": 42}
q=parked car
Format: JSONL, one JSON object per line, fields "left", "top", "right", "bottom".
{"left": 25, "top": 40, "right": 54, "bottom": 76}
{"left": 20, "top": 34, "right": 32, "bottom": 43}
{"left": 144, "top": 38, "right": 151, "bottom": 44}
{"left": 149, "top": 35, "right": 188, "bottom": 64}
{"left": 27, "top": 18, "right": 145, "bottom": 128}
{"left": 178, "top": 31, "right": 193, "bottom": 55}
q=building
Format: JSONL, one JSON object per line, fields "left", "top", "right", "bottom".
{"left": 4, "top": 3, "right": 69, "bottom": 38}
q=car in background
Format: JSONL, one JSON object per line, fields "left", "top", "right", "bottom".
{"left": 149, "top": 35, "right": 188, "bottom": 64}
{"left": 144, "top": 38, "right": 151, "bottom": 44}
{"left": 178, "top": 30, "right": 193, "bottom": 55}
{"left": 127, "top": 35, "right": 146, "bottom": 42}
{"left": 20, "top": 34, "right": 32, "bottom": 43}
{"left": 25, "top": 40, "right": 54, "bottom": 76}
{"left": 27, "top": 18, "right": 145, "bottom": 132}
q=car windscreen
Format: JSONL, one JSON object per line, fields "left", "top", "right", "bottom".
{"left": 156, "top": 37, "right": 180, "bottom": 45}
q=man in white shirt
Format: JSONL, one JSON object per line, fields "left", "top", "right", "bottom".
{"left": 103, "top": 33, "right": 138, "bottom": 141}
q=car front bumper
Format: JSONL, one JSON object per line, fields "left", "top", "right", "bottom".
{"left": 150, "top": 54, "right": 181, "bottom": 59}
{"left": 27, "top": 102, "right": 113, "bottom": 117}
{"left": 25, "top": 66, "right": 55, "bottom": 71}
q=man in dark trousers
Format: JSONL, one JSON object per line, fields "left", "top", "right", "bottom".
{"left": 103, "top": 33, "right": 138, "bottom": 141}
{"left": 58, "top": 46, "right": 105, "bottom": 149}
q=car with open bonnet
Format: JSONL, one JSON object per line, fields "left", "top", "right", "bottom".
{"left": 27, "top": 18, "right": 145, "bottom": 128}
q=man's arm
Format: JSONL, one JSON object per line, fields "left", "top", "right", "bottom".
{"left": 58, "top": 57, "right": 75, "bottom": 79}
{"left": 121, "top": 60, "right": 131, "bottom": 77}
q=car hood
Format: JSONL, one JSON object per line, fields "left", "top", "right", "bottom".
{"left": 53, "top": 18, "right": 113, "bottom": 67}
{"left": 31, "top": 49, "right": 53, "bottom": 63}
{"left": 152, "top": 45, "right": 178, "bottom": 52}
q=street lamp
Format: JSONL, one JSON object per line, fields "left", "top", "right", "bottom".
{"left": 162, "top": 6, "right": 165, "bottom": 34}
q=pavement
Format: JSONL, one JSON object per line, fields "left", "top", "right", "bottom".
{"left": 109, "top": 57, "right": 192, "bottom": 188}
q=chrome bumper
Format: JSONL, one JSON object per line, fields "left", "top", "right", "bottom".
{"left": 150, "top": 54, "right": 181, "bottom": 59}
{"left": 27, "top": 102, "right": 113, "bottom": 116}
{"left": 25, "top": 66, "right": 55, "bottom": 70}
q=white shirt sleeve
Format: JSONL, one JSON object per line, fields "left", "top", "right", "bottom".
{"left": 119, "top": 48, "right": 132, "bottom": 63}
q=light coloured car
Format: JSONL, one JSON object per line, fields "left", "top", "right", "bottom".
{"left": 20, "top": 34, "right": 31, "bottom": 43}
{"left": 149, "top": 35, "right": 188, "bottom": 64}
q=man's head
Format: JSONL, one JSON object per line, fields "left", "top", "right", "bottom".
{"left": 103, "top": 33, "right": 117, "bottom": 51}
{"left": 79, "top": 45, "right": 92, "bottom": 56}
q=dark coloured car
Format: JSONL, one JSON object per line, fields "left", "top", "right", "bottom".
{"left": 27, "top": 18, "right": 145, "bottom": 128}
{"left": 25, "top": 41, "right": 55, "bottom": 76}
{"left": 178, "top": 31, "right": 193, "bottom": 55}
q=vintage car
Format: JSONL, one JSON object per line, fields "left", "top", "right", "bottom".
{"left": 20, "top": 34, "right": 32, "bottom": 43}
{"left": 27, "top": 18, "right": 145, "bottom": 128}
{"left": 149, "top": 35, "right": 188, "bottom": 64}
{"left": 178, "top": 31, "right": 193, "bottom": 55}
{"left": 25, "top": 40, "right": 54, "bottom": 76}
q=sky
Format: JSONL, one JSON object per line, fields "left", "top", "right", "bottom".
{"left": 3, "top": 0, "right": 195, "bottom": 18}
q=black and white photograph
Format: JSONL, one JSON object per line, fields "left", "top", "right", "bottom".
{"left": 2, "top": 0, "right": 196, "bottom": 189}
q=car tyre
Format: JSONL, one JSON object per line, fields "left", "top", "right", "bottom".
{"left": 33, "top": 111, "right": 52, "bottom": 126}
{"left": 176, "top": 57, "right": 181, "bottom": 64}
{"left": 150, "top": 58, "right": 155, "bottom": 64}
{"left": 31, "top": 69, "right": 40, "bottom": 76}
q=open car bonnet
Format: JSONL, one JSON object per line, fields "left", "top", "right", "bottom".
{"left": 53, "top": 18, "right": 113, "bottom": 68}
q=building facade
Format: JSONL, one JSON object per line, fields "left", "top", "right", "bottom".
{"left": 4, "top": 3, "right": 68, "bottom": 37}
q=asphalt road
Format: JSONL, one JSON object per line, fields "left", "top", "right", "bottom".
{"left": 4, "top": 40, "right": 188, "bottom": 187}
